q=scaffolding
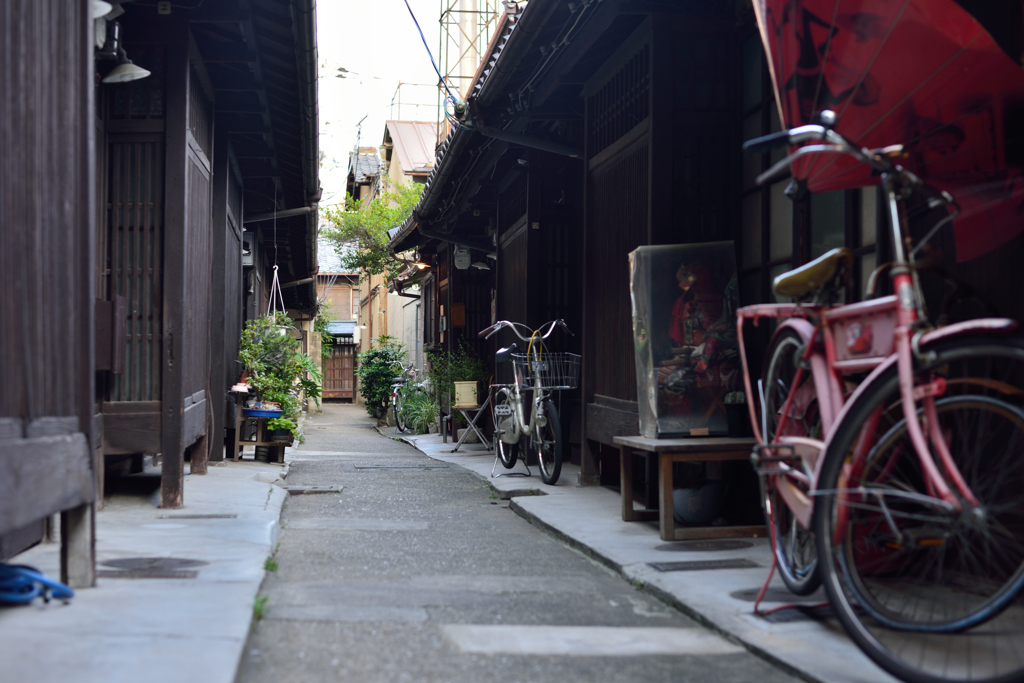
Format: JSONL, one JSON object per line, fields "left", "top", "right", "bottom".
{"left": 438, "top": 0, "right": 502, "bottom": 102}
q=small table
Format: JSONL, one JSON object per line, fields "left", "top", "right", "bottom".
{"left": 451, "top": 394, "right": 492, "bottom": 452}
{"left": 613, "top": 435, "right": 763, "bottom": 542}
{"left": 231, "top": 391, "right": 288, "bottom": 464}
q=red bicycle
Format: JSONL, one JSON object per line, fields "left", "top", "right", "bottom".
{"left": 739, "top": 116, "right": 1024, "bottom": 683}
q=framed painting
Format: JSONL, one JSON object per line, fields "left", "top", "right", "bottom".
{"left": 629, "top": 242, "right": 742, "bottom": 438}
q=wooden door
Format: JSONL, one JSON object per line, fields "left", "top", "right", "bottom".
{"left": 323, "top": 345, "right": 356, "bottom": 399}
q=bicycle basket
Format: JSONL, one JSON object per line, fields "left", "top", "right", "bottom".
{"left": 511, "top": 352, "right": 580, "bottom": 390}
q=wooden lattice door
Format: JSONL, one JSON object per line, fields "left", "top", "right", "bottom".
{"left": 323, "top": 345, "right": 355, "bottom": 399}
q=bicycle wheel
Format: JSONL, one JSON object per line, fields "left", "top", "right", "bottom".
{"left": 814, "top": 336, "right": 1024, "bottom": 683}
{"left": 394, "top": 390, "right": 407, "bottom": 433}
{"left": 494, "top": 388, "right": 519, "bottom": 469}
{"left": 762, "top": 328, "right": 822, "bottom": 595}
{"left": 535, "top": 401, "right": 562, "bottom": 485}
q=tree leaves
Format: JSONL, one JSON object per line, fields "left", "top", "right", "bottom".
{"left": 321, "top": 182, "right": 424, "bottom": 280}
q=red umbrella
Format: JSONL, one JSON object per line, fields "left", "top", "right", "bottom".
{"left": 753, "top": 0, "right": 1024, "bottom": 260}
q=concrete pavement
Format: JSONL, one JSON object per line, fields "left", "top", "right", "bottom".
{"left": 0, "top": 458, "right": 288, "bottom": 683}
{"left": 0, "top": 404, "right": 898, "bottom": 683}
{"left": 398, "top": 428, "right": 900, "bottom": 683}
{"left": 239, "top": 404, "right": 804, "bottom": 683}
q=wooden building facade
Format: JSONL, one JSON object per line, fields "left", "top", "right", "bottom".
{"left": 0, "top": 0, "right": 319, "bottom": 584}
{"left": 390, "top": 0, "right": 1024, "bottom": 511}
{"left": 92, "top": 1, "right": 319, "bottom": 509}
{"left": 1, "top": 0, "right": 96, "bottom": 585}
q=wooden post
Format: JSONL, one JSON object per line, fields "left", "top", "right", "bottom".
{"left": 61, "top": 503, "right": 95, "bottom": 589}
{"left": 161, "top": 22, "right": 190, "bottom": 509}
{"left": 189, "top": 433, "right": 209, "bottom": 475}
{"left": 72, "top": 0, "right": 98, "bottom": 580}
{"left": 209, "top": 117, "right": 230, "bottom": 462}
{"left": 579, "top": 94, "right": 601, "bottom": 486}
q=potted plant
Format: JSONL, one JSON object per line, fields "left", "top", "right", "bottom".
{"left": 427, "top": 340, "right": 488, "bottom": 413}
{"left": 238, "top": 311, "right": 322, "bottom": 442}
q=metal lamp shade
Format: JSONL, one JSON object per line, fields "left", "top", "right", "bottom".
{"left": 102, "top": 59, "right": 150, "bottom": 84}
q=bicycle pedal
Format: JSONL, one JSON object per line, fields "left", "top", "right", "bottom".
{"left": 751, "top": 444, "right": 801, "bottom": 477}
{"left": 755, "top": 467, "right": 794, "bottom": 476}
{"left": 752, "top": 443, "right": 799, "bottom": 463}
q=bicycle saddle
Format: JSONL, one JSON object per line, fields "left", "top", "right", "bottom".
{"left": 495, "top": 343, "right": 517, "bottom": 363}
{"left": 773, "top": 247, "right": 853, "bottom": 299}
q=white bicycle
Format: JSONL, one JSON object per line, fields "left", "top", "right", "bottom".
{"left": 479, "top": 319, "right": 579, "bottom": 485}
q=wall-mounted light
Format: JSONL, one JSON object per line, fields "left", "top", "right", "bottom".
{"left": 96, "top": 22, "right": 152, "bottom": 84}
{"left": 103, "top": 51, "right": 152, "bottom": 83}
{"left": 93, "top": 0, "right": 113, "bottom": 19}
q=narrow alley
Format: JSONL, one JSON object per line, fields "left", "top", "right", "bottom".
{"left": 236, "top": 404, "right": 799, "bottom": 683}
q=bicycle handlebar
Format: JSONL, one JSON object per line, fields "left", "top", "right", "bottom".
{"left": 743, "top": 115, "right": 924, "bottom": 189}
{"left": 479, "top": 319, "right": 572, "bottom": 341}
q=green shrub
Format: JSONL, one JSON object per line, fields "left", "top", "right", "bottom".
{"left": 426, "top": 339, "right": 488, "bottom": 400}
{"left": 356, "top": 335, "right": 405, "bottom": 417}
{"left": 402, "top": 391, "right": 439, "bottom": 434}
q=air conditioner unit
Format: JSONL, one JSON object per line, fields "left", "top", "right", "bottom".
{"left": 242, "top": 231, "right": 256, "bottom": 268}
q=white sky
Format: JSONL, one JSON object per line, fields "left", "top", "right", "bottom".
{"left": 316, "top": 0, "right": 447, "bottom": 208}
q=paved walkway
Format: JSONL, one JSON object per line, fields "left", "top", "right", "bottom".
{"left": 397, "top": 422, "right": 899, "bottom": 683}
{"left": 238, "top": 403, "right": 800, "bottom": 683}
{"left": 0, "top": 401, "right": 900, "bottom": 682}
{"left": 0, "top": 457, "right": 286, "bottom": 683}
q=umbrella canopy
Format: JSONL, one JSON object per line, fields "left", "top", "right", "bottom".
{"left": 753, "top": 0, "right": 1024, "bottom": 259}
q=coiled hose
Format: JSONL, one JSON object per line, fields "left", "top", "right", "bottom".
{"left": 0, "top": 563, "right": 74, "bottom": 604}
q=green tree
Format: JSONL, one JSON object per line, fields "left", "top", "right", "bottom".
{"left": 313, "top": 303, "right": 336, "bottom": 360}
{"left": 356, "top": 335, "right": 405, "bottom": 418}
{"left": 321, "top": 182, "right": 423, "bottom": 281}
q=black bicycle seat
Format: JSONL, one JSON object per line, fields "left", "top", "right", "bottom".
{"left": 495, "top": 343, "right": 518, "bottom": 363}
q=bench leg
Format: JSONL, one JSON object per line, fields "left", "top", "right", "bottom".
{"left": 659, "top": 453, "right": 675, "bottom": 542}
{"left": 621, "top": 446, "right": 635, "bottom": 521}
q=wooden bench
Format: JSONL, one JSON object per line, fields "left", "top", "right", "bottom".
{"left": 613, "top": 435, "right": 764, "bottom": 542}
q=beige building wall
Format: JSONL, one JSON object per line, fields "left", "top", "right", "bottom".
{"left": 386, "top": 287, "right": 423, "bottom": 377}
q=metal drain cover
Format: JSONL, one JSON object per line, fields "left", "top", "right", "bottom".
{"left": 654, "top": 540, "right": 754, "bottom": 552}
{"left": 283, "top": 485, "right": 344, "bottom": 495}
{"left": 157, "top": 514, "right": 238, "bottom": 519}
{"left": 99, "top": 557, "right": 208, "bottom": 579}
{"left": 760, "top": 604, "right": 836, "bottom": 624}
{"left": 354, "top": 464, "right": 447, "bottom": 470}
{"left": 647, "top": 558, "right": 759, "bottom": 572}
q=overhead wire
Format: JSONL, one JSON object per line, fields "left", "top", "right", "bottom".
{"left": 401, "top": 0, "right": 462, "bottom": 109}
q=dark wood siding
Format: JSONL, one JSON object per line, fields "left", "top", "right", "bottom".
{"left": 183, "top": 153, "right": 212, "bottom": 399}
{"left": 0, "top": 0, "right": 95, "bottom": 582}
{"left": 105, "top": 137, "right": 165, "bottom": 401}
{"left": 588, "top": 140, "right": 649, "bottom": 400}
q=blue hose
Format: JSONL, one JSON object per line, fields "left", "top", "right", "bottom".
{"left": 0, "top": 563, "right": 74, "bottom": 605}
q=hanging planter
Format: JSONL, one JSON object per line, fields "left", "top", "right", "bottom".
{"left": 238, "top": 310, "right": 321, "bottom": 443}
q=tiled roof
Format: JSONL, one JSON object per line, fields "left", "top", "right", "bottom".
{"left": 348, "top": 152, "right": 380, "bottom": 183}
{"left": 317, "top": 236, "right": 357, "bottom": 275}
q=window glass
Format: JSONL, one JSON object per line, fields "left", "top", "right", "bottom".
{"left": 740, "top": 271, "right": 760, "bottom": 306}
{"left": 769, "top": 262, "right": 793, "bottom": 303}
{"left": 742, "top": 193, "right": 763, "bottom": 268}
{"left": 860, "top": 252, "right": 878, "bottom": 299}
{"left": 742, "top": 36, "right": 763, "bottom": 111}
{"left": 769, "top": 182, "right": 793, "bottom": 261}
{"left": 769, "top": 106, "right": 785, "bottom": 165}
{"left": 810, "top": 191, "right": 846, "bottom": 258}
{"left": 742, "top": 113, "right": 763, "bottom": 190}
{"left": 860, "top": 186, "right": 878, "bottom": 247}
